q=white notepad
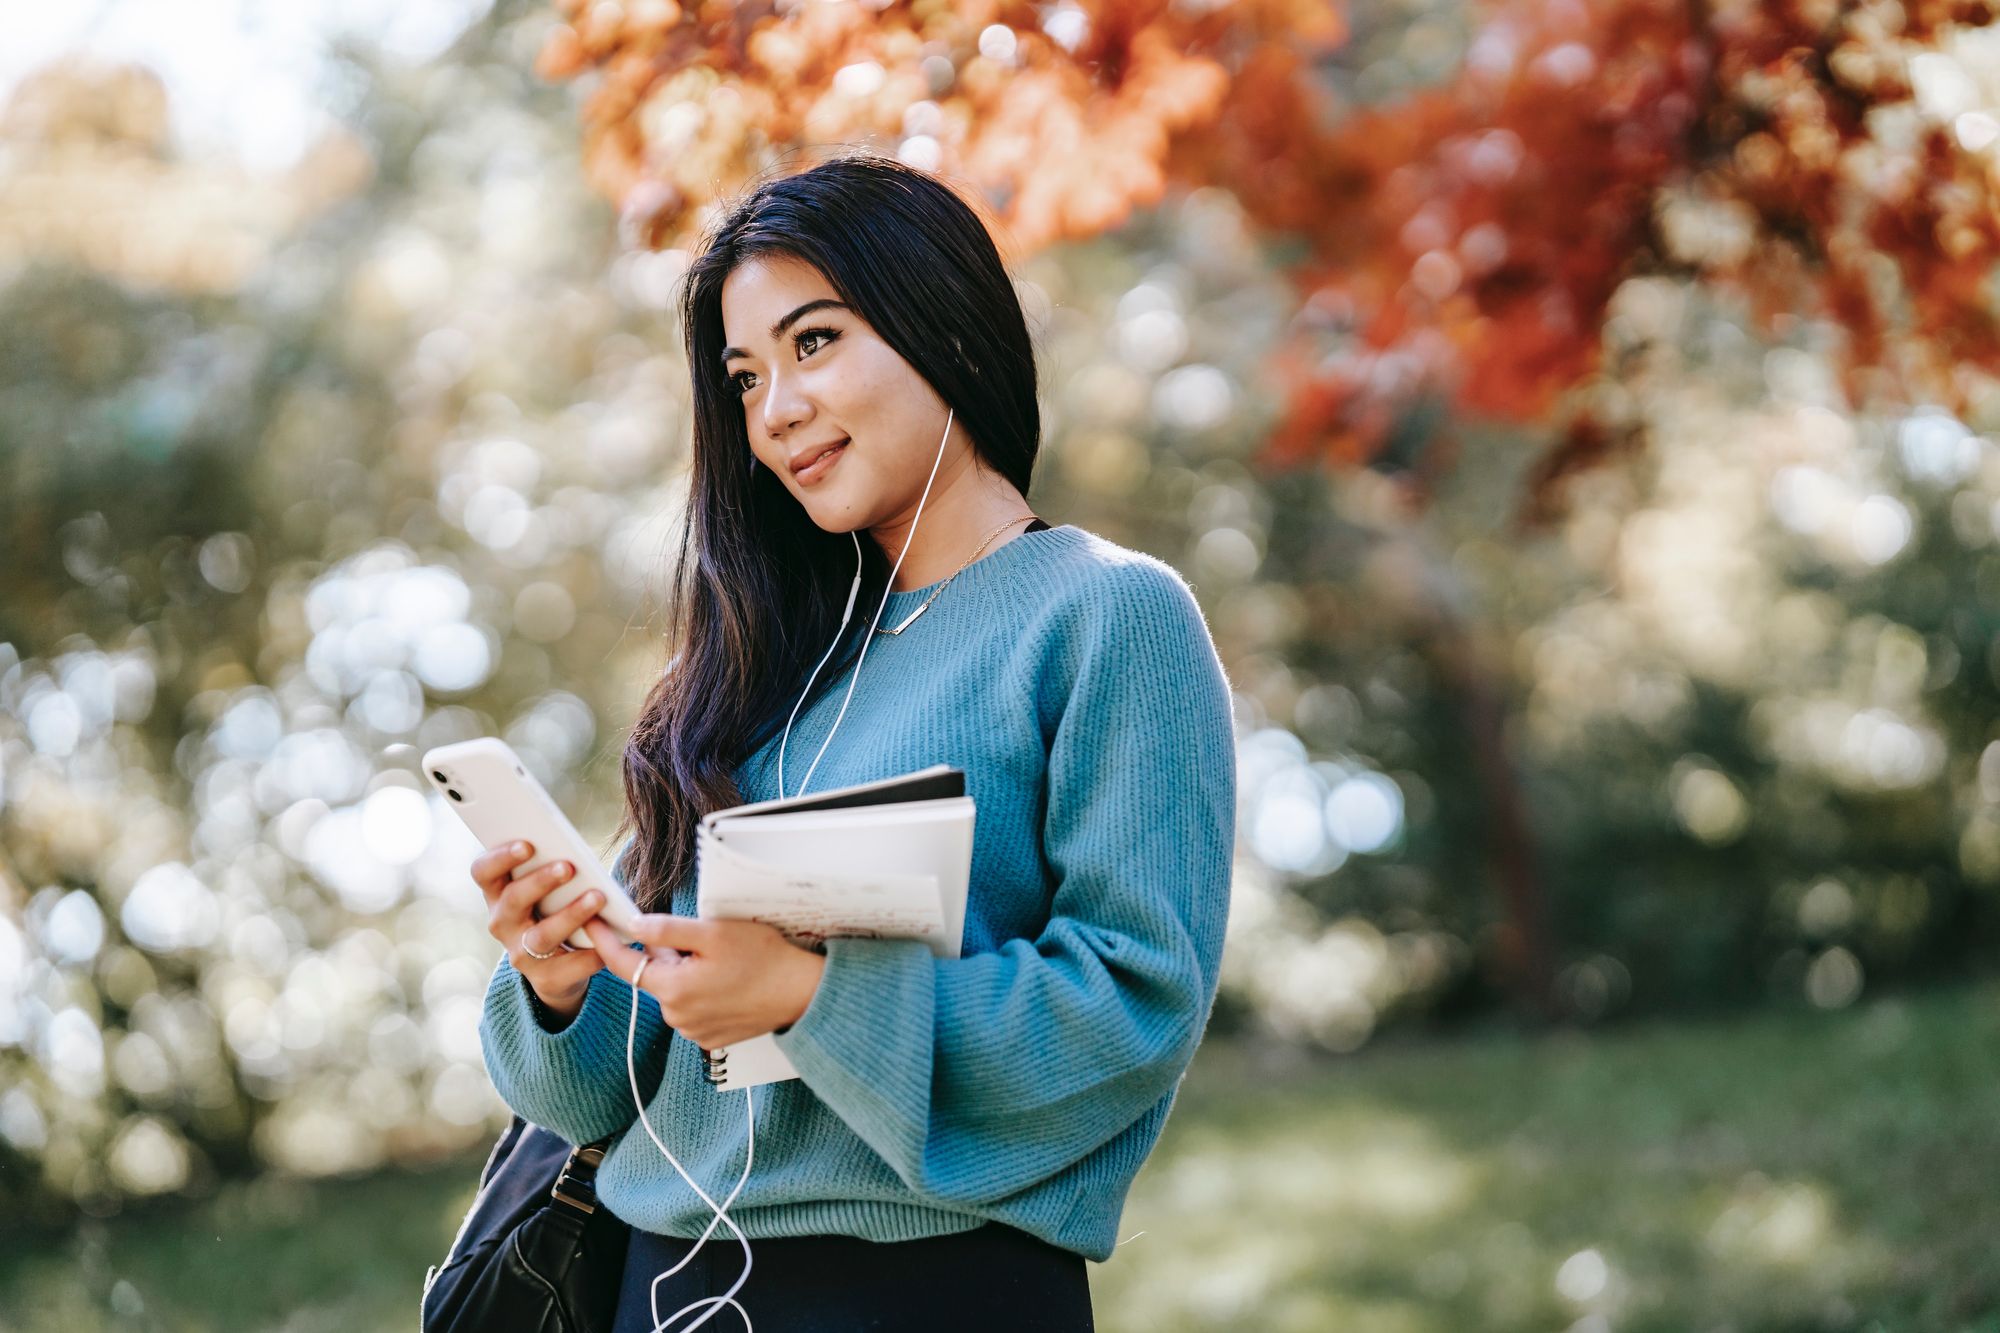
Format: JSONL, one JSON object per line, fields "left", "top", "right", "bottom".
{"left": 693, "top": 766, "right": 975, "bottom": 1090}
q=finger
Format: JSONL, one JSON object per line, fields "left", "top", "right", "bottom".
{"left": 556, "top": 887, "right": 605, "bottom": 929}
{"left": 515, "top": 915, "right": 561, "bottom": 960}
{"left": 626, "top": 913, "right": 710, "bottom": 954}
{"left": 584, "top": 918, "right": 654, "bottom": 982}
{"left": 490, "top": 866, "right": 573, "bottom": 944}
{"left": 499, "top": 859, "right": 576, "bottom": 923}
{"left": 519, "top": 891, "right": 605, "bottom": 959}
{"left": 518, "top": 929, "right": 595, "bottom": 968}
{"left": 471, "top": 841, "right": 533, "bottom": 899}
{"left": 583, "top": 916, "right": 628, "bottom": 964}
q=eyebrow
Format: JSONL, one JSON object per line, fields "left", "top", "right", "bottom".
{"left": 721, "top": 299, "right": 853, "bottom": 364}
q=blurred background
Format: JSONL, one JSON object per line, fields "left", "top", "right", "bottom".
{"left": 4, "top": 0, "right": 2000, "bottom": 1328}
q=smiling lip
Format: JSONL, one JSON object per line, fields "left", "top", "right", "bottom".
{"left": 791, "top": 438, "right": 849, "bottom": 484}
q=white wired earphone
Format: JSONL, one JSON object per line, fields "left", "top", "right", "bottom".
{"left": 621, "top": 407, "right": 959, "bottom": 1332}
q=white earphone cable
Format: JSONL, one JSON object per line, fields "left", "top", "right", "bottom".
{"left": 627, "top": 955, "right": 755, "bottom": 1332}
{"left": 778, "top": 407, "right": 954, "bottom": 800}
{"left": 630, "top": 406, "right": 958, "bottom": 1328}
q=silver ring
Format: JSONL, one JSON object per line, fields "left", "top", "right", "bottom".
{"left": 520, "top": 930, "right": 563, "bottom": 960}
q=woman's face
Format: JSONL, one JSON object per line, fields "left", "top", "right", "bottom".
{"left": 720, "top": 254, "right": 966, "bottom": 533}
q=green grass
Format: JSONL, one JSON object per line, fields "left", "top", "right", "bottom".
{"left": 6, "top": 979, "right": 2000, "bottom": 1331}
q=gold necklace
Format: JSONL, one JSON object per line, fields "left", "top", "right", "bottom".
{"left": 874, "top": 514, "right": 1041, "bottom": 635}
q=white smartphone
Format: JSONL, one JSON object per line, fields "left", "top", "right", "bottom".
{"left": 421, "top": 737, "right": 642, "bottom": 950}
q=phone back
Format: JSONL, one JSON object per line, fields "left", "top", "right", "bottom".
{"left": 421, "top": 737, "right": 633, "bottom": 949}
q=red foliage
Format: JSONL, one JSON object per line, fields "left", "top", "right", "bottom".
{"left": 535, "top": 0, "right": 2000, "bottom": 511}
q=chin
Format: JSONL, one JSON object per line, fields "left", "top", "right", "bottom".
{"left": 799, "top": 496, "right": 871, "bottom": 535}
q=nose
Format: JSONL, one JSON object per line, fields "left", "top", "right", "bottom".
{"left": 760, "top": 371, "right": 814, "bottom": 442}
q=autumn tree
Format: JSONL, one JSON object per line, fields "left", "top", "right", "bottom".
{"left": 525, "top": 0, "right": 2000, "bottom": 1016}
{"left": 535, "top": 0, "right": 2000, "bottom": 515}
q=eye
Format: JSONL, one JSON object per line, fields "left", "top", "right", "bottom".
{"left": 729, "top": 326, "right": 841, "bottom": 399}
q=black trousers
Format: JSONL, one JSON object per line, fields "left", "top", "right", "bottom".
{"left": 609, "top": 1219, "right": 1095, "bottom": 1332}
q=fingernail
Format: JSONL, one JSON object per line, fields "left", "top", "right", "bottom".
{"left": 557, "top": 862, "right": 573, "bottom": 877}
{"left": 513, "top": 841, "right": 528, "bottom": 855}
{"left": 584, "top": 891, "right": 602, "bottom": 906}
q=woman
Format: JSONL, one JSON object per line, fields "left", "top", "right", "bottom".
{"left": 471, "top": 153, "right": 1237, "bottom": 1332}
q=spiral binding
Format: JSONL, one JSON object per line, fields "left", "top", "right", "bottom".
{"left": 701, "top": 1046, "right": 729, "bottom": 1085}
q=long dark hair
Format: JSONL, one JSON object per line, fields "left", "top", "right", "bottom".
{"left": 612, "top": 152, "right": 1043, "bottom": 912}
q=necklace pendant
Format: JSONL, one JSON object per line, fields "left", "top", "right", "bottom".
{"left": 872, "top": 513, "right": 1036, "bottom": 636}
{"left": 878, "top": 601, "right": 930, "bottom": 635}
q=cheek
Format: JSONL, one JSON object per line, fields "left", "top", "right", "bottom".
{"left": 848, "top": 437, "right": 918, "bottom": 498}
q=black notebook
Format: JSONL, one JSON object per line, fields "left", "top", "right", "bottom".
{"left": 710, "top": 764, "right": 966, "bottom": 821}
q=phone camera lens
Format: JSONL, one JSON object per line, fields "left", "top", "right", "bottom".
{"left": 447, "top": 789, "right": 463, "bottom": 802}
{"left": 431, "top": 769, "right": 449, "bottom": 783}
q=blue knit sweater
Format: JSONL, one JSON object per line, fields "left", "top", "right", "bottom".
{"left": 478, "top": 523, "right": 1237, "bottom": 1262}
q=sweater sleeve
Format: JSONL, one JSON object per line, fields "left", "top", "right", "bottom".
{"left": 771, "top": 561, "right": 1237, "bottom": 1206}
{"left": 477, "top": 839, "right": 674, "bottom": 1146}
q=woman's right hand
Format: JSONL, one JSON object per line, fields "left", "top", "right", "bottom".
{"left": 474, "top": 841, "right": 606, "bottom": 1021}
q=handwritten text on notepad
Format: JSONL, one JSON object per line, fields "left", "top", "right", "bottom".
{"left": 694, "top": 830, "right": 947, "bottom": 953}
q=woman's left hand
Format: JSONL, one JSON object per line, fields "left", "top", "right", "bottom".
{"left": 580, "top": 914, "right": 827, "bottom": 1051}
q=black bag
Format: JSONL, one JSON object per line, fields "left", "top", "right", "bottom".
{"left": 421, "top": 1115, "right": 628, "bottom": 1332}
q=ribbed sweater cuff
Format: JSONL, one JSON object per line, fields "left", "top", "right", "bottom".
{"left": 479, "top": 951, "right": 668, "bottom": 1145}
{"left": 772, "top": 935, "right": 935, "bottom": 1150}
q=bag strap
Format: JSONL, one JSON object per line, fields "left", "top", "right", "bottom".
{"left": 549, "top": 1134, "right": 616, "bottom": 1218}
